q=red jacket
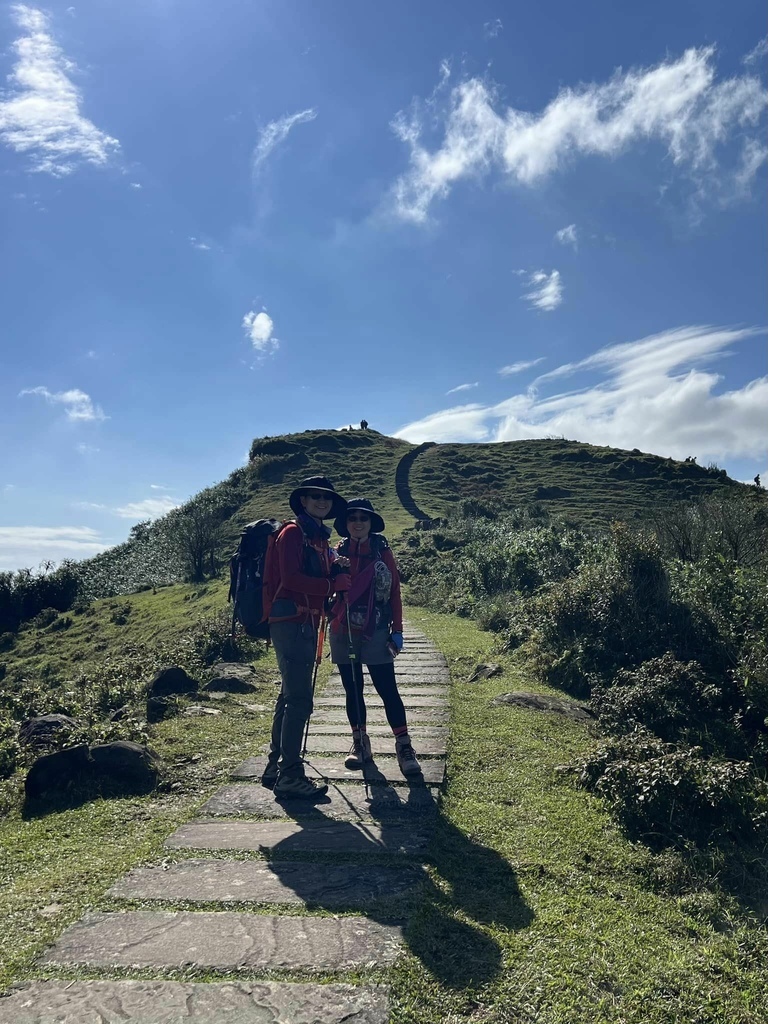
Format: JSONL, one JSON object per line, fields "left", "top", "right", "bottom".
{"left": 333, "top": 536, "right": 403, "bottom": 634}
{"left": 269, "top": 522, "right": 335, "bottom": 624}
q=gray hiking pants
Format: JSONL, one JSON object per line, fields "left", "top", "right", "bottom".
{"left": 267, "top": 607, "right": 318, "bottom": 779}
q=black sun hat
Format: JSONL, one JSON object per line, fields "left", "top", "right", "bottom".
{"left": 334, "top": 497, "right": 385, "bottom": 537}
{"left": 288, "top": 476, "right": 347, "bottom": 519}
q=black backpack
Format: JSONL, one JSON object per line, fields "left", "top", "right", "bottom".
{"left": 228, "top": 519, "right": 284, "bottom": 639}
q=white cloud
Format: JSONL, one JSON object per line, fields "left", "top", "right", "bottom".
{"left": 396, "top": 325, "right": 767, "bottom": 469}
{"left": 242, "top": 309, "right": 279, "bottom": 355}
{"left": 149, "top": 483, "right": 168, "bottom": 490}
{"left": 189, "top": 236, "right": 211, "bottom": 250}
{"left": 0, "top": 6, "right": 120, "bottom": 175}
{"left": 483, "top": 18, "right": 503, "bottom": 39}
{"left": 129, "top": 181, "right": 142, "bottom": 189}
{"left": 20, "top": 385, "right": 106, "bottom": 421}
{"left": 0, "top": 525, "right": 108, "bottom": 571}
{"left": 2, "top": 484, "right": 16, "bottom": 497}
{"left": 555, "top": 224, "right": 578, "bottom": 249}
{"left": 523, "top": 269, "right": 563, "bottom": 311}
{"left": 253, "top": 108, "right": 317, "bottom": 173}
{"left": 391, "top": 47, "right": 767, "bottom": 221}
{"left": 498, "top": 357, "right": 545, "bottom": 376}
{"left": 75, "top": 443, "right": 99, "bottom": 455}
{"left": 447, "top": 381, "right": 479, "bottom": 394}
{"left": 112, "top": 496, "right": 178, "bottom": 519}
{"left": 743, "top": 37, "right": 768, "bottom": 66}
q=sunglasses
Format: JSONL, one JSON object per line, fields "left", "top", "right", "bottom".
{"left": 347, "top": 513, "right": 371, "bottom": 522}
{"left": 305, "top": 492, "right": 332, "bottom": 501}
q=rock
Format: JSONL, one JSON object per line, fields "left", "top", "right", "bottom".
{"left": 183, "top": 705, "right": 222, "bottom": 717}
{"left": 204, "top": 676, "right": 257, "bottom": 694}
{"left": 466, "top": 663, "right": 503, "bottom": 683}
{"left": 491, "top": 691, "right": 594, "bottom": 720}
{"left": 89, "top": 741, "right": 159, "bottom": 793}
{"left": 211, "top": 661, "right": 256, "bottom": 682}
{"left": 18, "top": 714, "right": 79, "bottom": 750}
{"left": 146, "top": 665, "right": 198, "bottom": 698}
{"left": 24, "top": 744, "right": 90, "bottom": 801}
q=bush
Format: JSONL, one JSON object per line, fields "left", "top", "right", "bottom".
{"left": 573, "top": 733, "right": 767, "bottom": 848}
{"left": 0, "top": 717, "right": 19, "bottom": 780}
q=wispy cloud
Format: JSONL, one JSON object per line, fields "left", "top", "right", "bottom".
{"left": 0, "top": 5, "right": 120, "bottom": 175}
{"left": 522, "top": 270, "right": 563, "bottom": 311}
{"left": 0, "top": 525, "right": 108, "bottom": 571}
{"left": 189, "top": 236, "right": 211, "bottom": 251}
{"left": 447, "top": 381, "right": 479, "bottom": 394}
{"left": 396, "top": 325, "right": 766, "bottom": 468}
{"left": 75, "top": 443, "right": 99, "bottom": 455}
{"left": 73, "top": 495, "right": 178, "bottom": 519}
{"left": 242, "top": 309, "right": 279, "bottom": 355}
{"left": 743, "top": 37, "right": 768, "bottom": 66}
{"left": 129, "top": 182, "right": 142, "bottom": 189}
{"left": 483, "top": 18, "right": 503, "bottom": 39}
{"left": 498, "top": 358, "right": 545, "bottom": 376}
{"left": 555, "top": 224, "right": 578, "bottom": 249}
{"left": 391, "top": 47, "right": 768, "bottom": 222}
{"left": 253, "top": 108, "right": 317, "bottom": 173}
{"left": 20, "top": 386, "right": 106, "bottom": 421}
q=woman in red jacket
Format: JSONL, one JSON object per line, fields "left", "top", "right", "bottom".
{"left": 329, "top": 498, "right": 421, "bottom": 777}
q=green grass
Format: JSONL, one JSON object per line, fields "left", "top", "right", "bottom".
{"left": 408, "top": 439, "right": 739, "bottom": 528}
{"left": 389, "top": 606, "right": 768, "bottom": 1024}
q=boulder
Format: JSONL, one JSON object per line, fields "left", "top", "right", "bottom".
{"left": 89, "top": 741, "right": 159, "bottom": 793}
{"left": 204, "top": 675, "right": 257, "bottom": 694}
{"left": 24, "top": 744, "right": 90, "bottom": 801}
{"left": 18, "top": 714, "right": 80, "bottom": 750}
{"left": 491, "top": 691, "right": 594, "bottom": 721}
{"left": 466, "top": 663, "right": 503, "bottom": 683}
{"left": 146, "top": 695, "right": 183, "bottom": 723}
{"left": 146, "top": 665, "right": 198, "bottom": 698}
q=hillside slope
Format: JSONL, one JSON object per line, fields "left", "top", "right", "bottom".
{"left": 407, "top": 438, "right": 739, "bottom": 526}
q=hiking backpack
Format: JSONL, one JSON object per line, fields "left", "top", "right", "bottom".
{"left": 228, "top": 519, "right": 285, "bottom": 639}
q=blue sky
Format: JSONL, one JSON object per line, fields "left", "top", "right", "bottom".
{"left": 1, "top": 0, "right": 766, "bottom": 570}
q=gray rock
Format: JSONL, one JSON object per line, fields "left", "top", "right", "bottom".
{"left": 166, "top": 819, "right": 432, "bottom": 855}
{"left": 24, "top": 744, "right": 90, "bottom": 801}
{"left": 89, "top": 741, "right": 159, "bottom": 793}
{"left": 300, "top": 734, "right": 446, "bottom": 756}
{"left": 491, "top": 691, "right": 594, "bottom": 720}
{"left": 0, "top": 980, "right": 390, "bottom": 1023}
{"left": 231, "top": 755, "right": 446, "bottom": 785}
{"left": 110, "top": 857, "right": 425, "bottom": 907}
{"left": 466, "top": 663, "right": 503, "bottom": 683}
{"left": 18, "top": 714, "right": 79, "bottom": 750}
{"left": 316, "top": 695, "right": 446, "bottom": 709}
{"left": 146, "top": 665, "right": 198, "bottom": 698}
{"left": 204, "top": 675, "right": 257, "bottom": 694}
{"left": 41, "top": 911, "right": 403, "bottom": 971}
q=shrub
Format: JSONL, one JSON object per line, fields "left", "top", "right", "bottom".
{"left": 30, "top": 607, "right": 61, "bottom": 630}
{"left": 573, "top": 733, "right": 767, "bottom": 848}
{"left": 0, "top": 717, "right": 19, "bottom": 780}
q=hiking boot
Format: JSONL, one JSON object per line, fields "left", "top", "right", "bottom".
{"left": 344, "top": 730, "right": 373, "bottom": 770}
{"left": 260, "top": 763, "right": 279, "bottom": 790}
{"left": 396, "top": 735, "right": 422, "bottom": 777}
{"left": 273, "top": 774, "right": 329, "bottom": 800}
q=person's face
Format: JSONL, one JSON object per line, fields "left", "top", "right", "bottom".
{"left": 300, "top": 490, "right": 334, "bottom": 519}
{"left": 347, "top": 510, "right": 371, "bottom": 541}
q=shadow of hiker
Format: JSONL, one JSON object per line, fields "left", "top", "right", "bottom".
{"left": 266, "top": 764, "right": 533, "bottom": 990}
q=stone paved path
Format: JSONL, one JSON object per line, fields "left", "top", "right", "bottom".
{"left": 0, "top": 626, "right": 448, "bottom": 1022}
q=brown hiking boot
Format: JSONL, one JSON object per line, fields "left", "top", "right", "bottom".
{"left": 344, "top": 730, "right": 373, "bottom": 770}
{"left": 396, "top": 734, "right": 422, "bottom": 777}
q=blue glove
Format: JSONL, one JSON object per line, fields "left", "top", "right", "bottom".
{"left": 390, "top": 632, "right": 404, "bottom": 652}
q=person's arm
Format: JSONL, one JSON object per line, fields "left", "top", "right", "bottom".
{"left": 277, "top": 525, "right": 338, "bottom": 597}
{"left": 384, "top": 548, "right": 403, "bottom": 633}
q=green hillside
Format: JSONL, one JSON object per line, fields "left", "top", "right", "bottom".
{"left": 407, "top": 438, "right": 739, "bottom": 526}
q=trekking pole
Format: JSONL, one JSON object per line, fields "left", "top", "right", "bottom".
{"left": 301, "top": 613, "right": 326, "bottom": 759}
{"left": 346, "top": 599, "right": 370, "bottom": 801}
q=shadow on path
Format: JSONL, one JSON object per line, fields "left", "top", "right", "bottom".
{"left": 268, "top": 763, "right": 533, "bottom": 990}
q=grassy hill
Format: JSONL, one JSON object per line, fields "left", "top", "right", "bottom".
{"left": 407, "top": 438, "right": 739, "bottom": 526}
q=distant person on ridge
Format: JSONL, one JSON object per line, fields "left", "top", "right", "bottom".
{"left": 329, "top": 498, "right": 422, "bottom": 777}
{"left": 262, "top": 476, "right": 350, "bottom": 799}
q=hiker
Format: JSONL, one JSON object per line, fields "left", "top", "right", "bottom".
{"left": 262, "top": 476, "right": 350, "bottom": 798}
{"left": 329, "top": 498, "right": 422, "bottom": 777}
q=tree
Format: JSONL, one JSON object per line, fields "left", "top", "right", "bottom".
{"left": 169, "top": 491, "right": 227, "bottom": 582}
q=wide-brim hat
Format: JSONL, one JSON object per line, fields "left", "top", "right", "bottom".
{"left": 334, "top": 497, "right": 385, "bottom": 537}
{"left": 288, "top": 476, "right": 347, "bottom": 519}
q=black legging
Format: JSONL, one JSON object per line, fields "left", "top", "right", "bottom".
{"left": 338, "top": 662, "right": 407, "bottom": 731}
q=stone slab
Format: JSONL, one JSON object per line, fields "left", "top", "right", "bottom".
{"left": 322, "top": 685, "right": 448, "bottom": 698}
{"left": 110, "top": 858, "right": 425, "bottom": 907}
{"left": 199, "top": 783, "right": 439, "bottom": 820}
{"left": 316, "top": 696, "right": 446, "bottom": 709}
{"left": 41, "top": 911, "right": 403, "bottom": 971}
{"left": 301, "top": 735, "right": 446, "bottom": 756}
{"left": 232, "top": 756, "right": 446, "bottom": 785}
{"left": 305, "top": 724, "right": 447, "bottom": 738}
{"left": 312, "top": 708, "right": 449, "bottom": 724}
{"left": 0, "top": 981, "right": 390, "bottom": 1024}
{"left": 166, "top": 819, "right": 432, "bottom": 855}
